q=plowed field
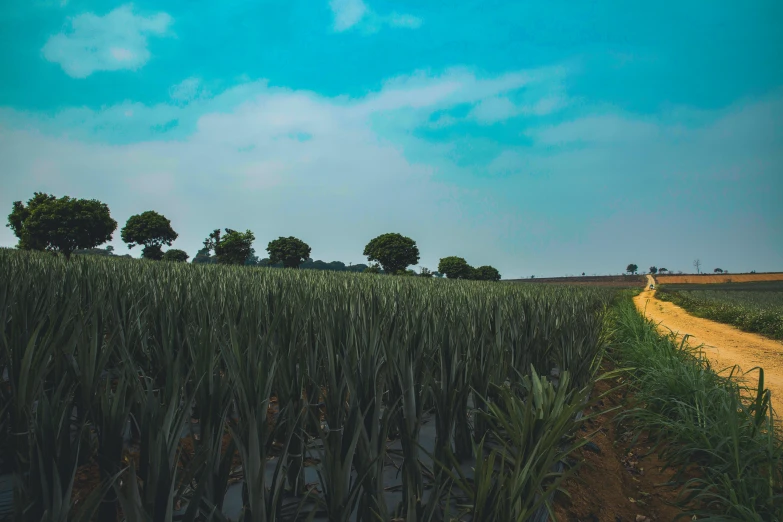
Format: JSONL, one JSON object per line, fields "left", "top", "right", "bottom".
{"left": 655, "top": 273, "right": 783, "bottom": 284}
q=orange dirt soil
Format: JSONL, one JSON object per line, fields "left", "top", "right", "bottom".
{"left": 655, "top": 273, "right": 783, "bottom": 284}
{"left": 635, "top": 275, "right": 783, "bottom": 416}
{"left": 554, "top": 374, "right": 687, "bottom": 522}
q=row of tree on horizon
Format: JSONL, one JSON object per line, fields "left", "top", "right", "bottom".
{"left": 625, "top": 263, "right": 732, "bottom": 276}
{"left": 5, "top": 192, "right": 502, "bottom": 281}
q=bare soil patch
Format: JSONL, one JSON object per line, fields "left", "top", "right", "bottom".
{"left": 656, "top": 273, "right": 783, "bottom": 284}
{"left": 635, "top": 275, "right": 783, "bottom": 415}
{"left": 554, "top": 374, "right": 686, "bottom": 522}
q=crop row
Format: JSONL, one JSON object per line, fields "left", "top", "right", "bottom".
{"left": 656, "top": 287, "right": 783, "bottom": 340}
{"left": 0, "top": 249, "right": 616, "bottom": 521}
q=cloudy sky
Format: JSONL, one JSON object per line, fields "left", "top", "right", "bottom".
{"left": 1, "top": 1, "right": 781, "bottom": 277}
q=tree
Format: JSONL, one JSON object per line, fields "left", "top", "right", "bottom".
{"left": 73, "top": 246, "right": 116, "bottom": 257}
{"left": 419, "top": 267, "right": 434, "bottom": 278}
{"left": 649, "top": 266, "right": 658, "bottom": 274}
{"left": 162, "top": 249, "right": 189, "bottom": 262}
{"left": 7, "top": 193, "right": 56, "bottom": 250}
{"left": 363, "top": 233, "right": 419, "bottom": 275}
{"left": 121, "top": 211, "right": 178, "bottom": 261}
{"left": 693, "top": 259, "right": 702, "bottom": 274}
{"left": 257, "top": 258, "right": 283, "bottom": 268}
{"left": 203, "top": 228, "right": 255, "bottom": 265}
{"left": 191, "top": 247, "right": 215, "bottom": 265}
{"left": 714, "top": 268, "right": 723, "bottom": 273}
{"left": 296, "top": 258, "right": 368, "bottom": 273}
{"left": 626, "top": 263, "right": 638, "bottom": 275}
{"left": 472, "top": 265, "right": 501, "bottom": 282}
{"left": 364, "top": 264, "right": 381, "bottom": 274}
{"left": 6, "top": 193, "right": 116, "bottom": 260}
{"left": 438, "top": 256, "right": 474, "bottom": 279}
{"left": 244, "top": 247, "right": 259, "bottom": 266}
{"left": 659, "top": 268, "right": 668, "bottom": 273}
{"left": 267, "top": 236, "right": 312, "bottom": 269}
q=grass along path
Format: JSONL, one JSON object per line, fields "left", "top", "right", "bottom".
{"left": 613, "top": 295, "right": 782, "bottom": 520}
{"left": 635, "top": 274, "right": 783, "bottom": 416}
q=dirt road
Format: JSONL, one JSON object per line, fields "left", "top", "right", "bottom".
{"left": 634, "top": 275, "right": 783, "bottom": 414}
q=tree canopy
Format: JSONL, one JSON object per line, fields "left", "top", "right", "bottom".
{"left": 472, "top": 265, "right": 502, "bottom": 282}
{"left": 71, "top": 246, "right": 130, "bottom": 258}
{"left": 626, "top": 263, "right": 638, "bottom": 274}
{"left": 266, "top": 236, "right": 312, "bottom": 269}
{"left": 191, "top": 247, "right": 215, "bottom": 265}
{"left": 203, "top": 228, "right": 255, "bottom": 265}
{"left": 649, "top": 266, "right": 658, "bottom": 274}
{"left": 6, "top": 193, "right": 116, "bottom": 259}
{"left": 7, "top": 193, "right": 55, "bottom": 251}
{"left": 438, "top": 256, "right": 474, "bottom": 279}
{"left": 362, "top": 233, "right": 420, "bottom": 275}
{"left": 121, "top": 211, "right": 178, "bottom": 260}
{"left": 244, "top": 247, "right": 259, "bottom": 266}
{"left": 6, "top": 193, "right": 510, "bottom": 277}
{"left": 256, "top": 257, "right": 370, "bottom": 273}
{"left": 437, "top": 257, "right": 501, "bottom": 281}
{"left": 419, "top": 267, "right": 434, "bottom": 278}
{"left": 162, "top": 249, "right": 190, "bottom": 262}
{"left": 364, "top": 264, "right": 382, "bottom": 274}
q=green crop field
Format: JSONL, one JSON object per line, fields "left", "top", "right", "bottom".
{"left": 656, "top": 281, "right": 783, "bottom": 340}
{"left": 0, "top": 248, "right": 617, "bottom": 521}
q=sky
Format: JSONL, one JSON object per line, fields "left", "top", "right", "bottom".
{"left": 1, "top": 0, "right": 782, "bottom": 278}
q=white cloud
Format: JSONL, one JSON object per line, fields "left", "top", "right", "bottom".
{"left": 1, "top": 67, "right": 563, "bottom": 144}
{"left": 169, "top": 77, "right": 207, "bottom": 104}
{"left": 469, "top": 96, "right": 518, "bottom": 123}
{"left": 529, "top": 114, "right": 660, "bottom": 145}
{"left": 109, "top": 47, "right": 135, "bottom": 61}
{"left": 523, "top": 96, "right": 565, "bottom": 116}
{"left": 359, "top": 67, "right": 555, "bottom": 114}
{"left": 329, "top": 0, "right": 368, "bottom": 31}
{"left": 387, "top": 13, "right": 423, "bottom": 29}
{"left": 0, "top": 67, "right": 555, "bottom": 271}
{"left": 329, "top": 0, "right": 421, "bottom": 32}
{"left": 355, "top": 67, "right": 567, "bottom": 132}
{"left": 468, "top": 94, "right": 566, "bottom": 124}
{"left": 1, "top": 71, "right": 781, "bottom": 276}
{"left": 42, "top": 4, "right": 173, "bottom": 78}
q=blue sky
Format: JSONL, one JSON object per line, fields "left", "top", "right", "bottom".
{"left": 1, "top": 0, "right": 782, "bottom": 277}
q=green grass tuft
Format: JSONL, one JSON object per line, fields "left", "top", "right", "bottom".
{"left": 610, "top": 294, "right": 783, "bottom": 521}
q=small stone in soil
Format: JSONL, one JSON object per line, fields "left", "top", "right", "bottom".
{"left": 585, "top": 441, "right": 602, "bottom": 454}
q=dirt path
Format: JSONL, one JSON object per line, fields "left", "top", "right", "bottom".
{"left": 634, "top": 274, "right": 783, "bottom": 415}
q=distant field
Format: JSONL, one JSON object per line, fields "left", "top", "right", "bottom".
{"left": 506, "top": 275, "right": 646, "bottom": 287}
{"left": 660, "top": 281, "right": 783, "bottom": 292}
{"left": 656, "top": 281, "right": 783, "bottom": 340}
{"left": 655, "top": 273, "right": 783, "bottom": 284}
